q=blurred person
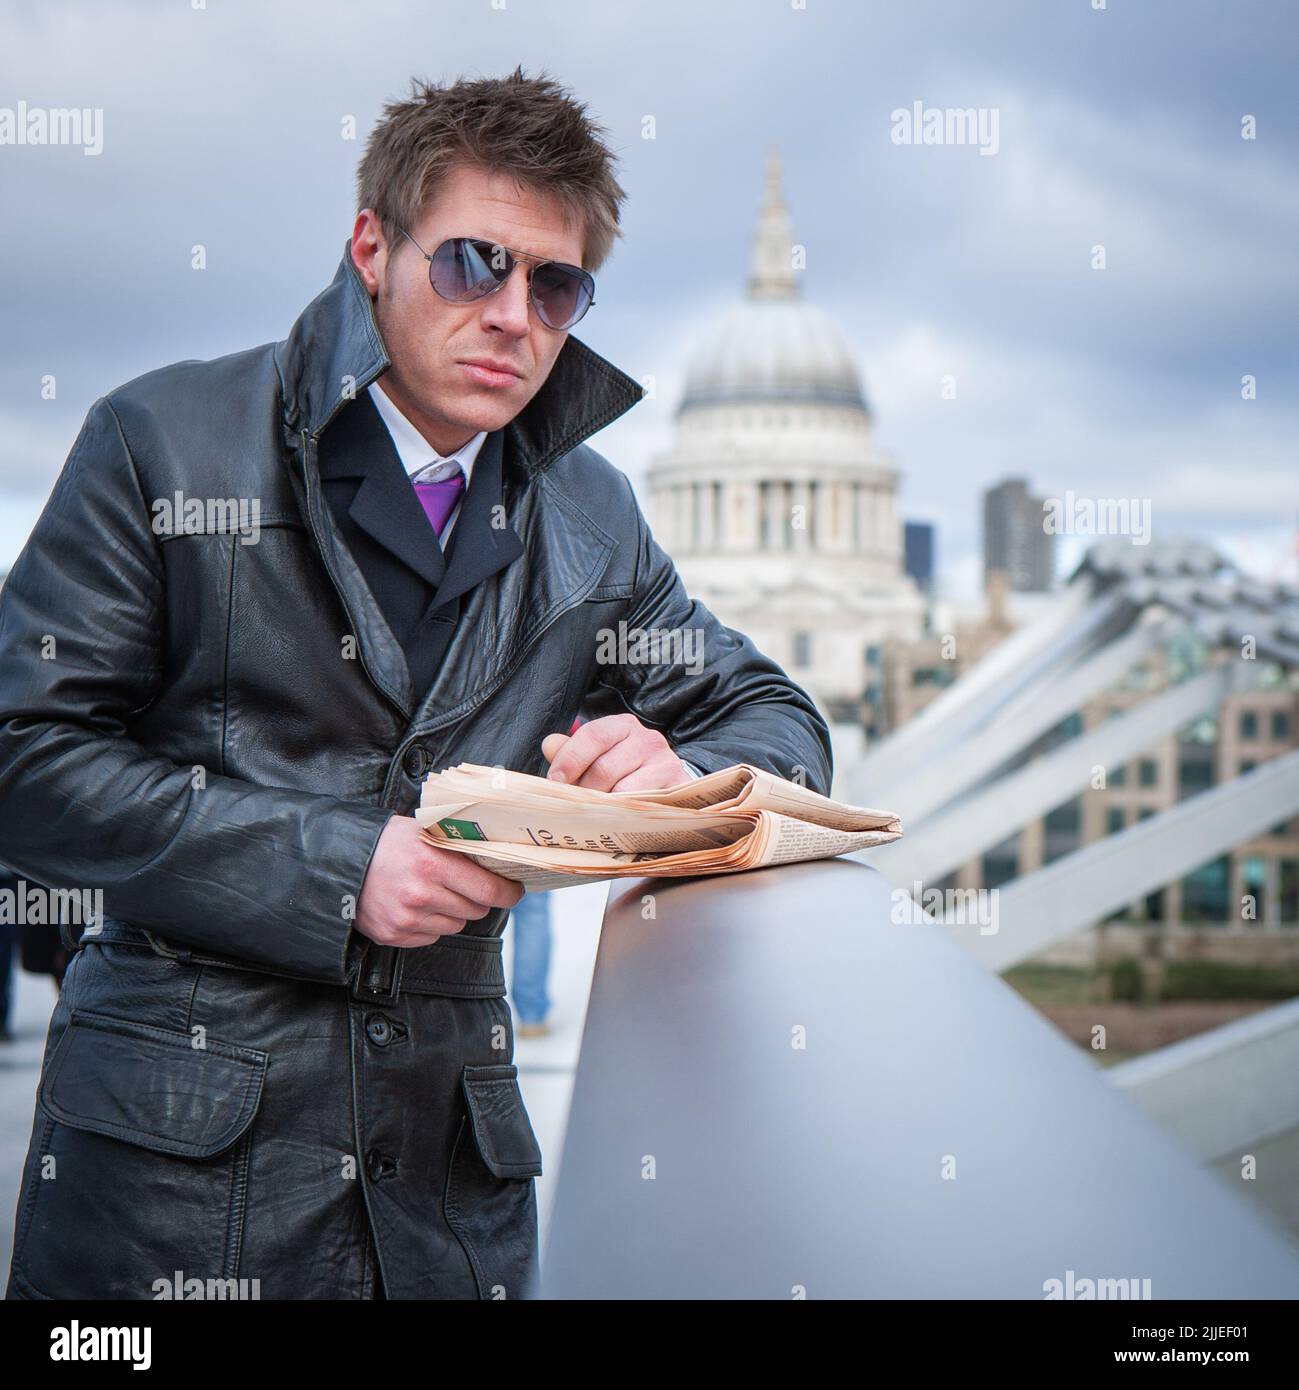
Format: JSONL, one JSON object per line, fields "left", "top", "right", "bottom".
{"left": 508, "top": 892, "right": 553, "bottom": 1039}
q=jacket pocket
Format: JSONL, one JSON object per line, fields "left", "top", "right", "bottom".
{"left": 10, "top": 1009, "right": 268, "bottom": 1299}
{"left": 444, "top": 1063, "right": 543, "bottom": 1299}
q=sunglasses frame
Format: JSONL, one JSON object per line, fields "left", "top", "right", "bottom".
{"left": 395, "top": 226, "right": 596, "bottom": 331}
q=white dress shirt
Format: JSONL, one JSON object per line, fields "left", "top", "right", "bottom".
{"left": 368, "top": 381, "right": 487, "bottom": 547}
{"left": 368, "top": 381, "right": 704, "bottom": 782}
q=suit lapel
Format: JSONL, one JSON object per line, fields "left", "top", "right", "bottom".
{"left": 429, "top": 428, "right": 524, "bottom": 612}
{"left": 319, "top": 389, "right": 445, "bottom": 591}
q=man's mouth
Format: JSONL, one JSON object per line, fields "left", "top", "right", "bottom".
{"left": 458, "top": 358, "right": 524, "bottom": 389}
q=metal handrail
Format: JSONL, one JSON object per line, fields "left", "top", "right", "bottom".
{"left": 540, "top": 857, "right": 1299, "bottom": 1298}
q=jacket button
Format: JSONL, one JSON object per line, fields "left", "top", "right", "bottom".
{"left": 402, "top": 745, "right": 430, "bottom": 780}
{"left": 368, "top": 1150, "right": 398, "bottom": 1182}
{"left": 366, "top": 1014, "right": 393, "bottom": 1046}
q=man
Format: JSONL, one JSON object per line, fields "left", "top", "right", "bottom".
{"left": 1, "top": 69, "right": 831, "bottom": 1300}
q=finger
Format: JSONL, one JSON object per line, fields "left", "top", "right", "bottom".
{"left": 399, "top": 916, "right": 469, "bottom": 944}
{"left": 546, "top": 716, "right": 631, "bottom": 784}
{"left": 409, "top": 858, "right": 497, "bottom": 920}
{"left": 420, "top": 843, "right": 524, "bottom": 911}
{"left": 435, "top": 854, "right": 525, "bottom": 912}
{"left": 575, "top": 736, "right": 651, "bottom": 792}
{"left": 365, "top": 915, "right": 468, "bottom": 948}
{"left": 611, "top": 757, "right": 687, "bottom": 793}
{"left": 541, "top": 732, "right": 568, "bottom": 764}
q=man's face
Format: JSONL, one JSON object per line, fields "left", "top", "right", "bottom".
{"left": 351, "top": 163, "right": 586, "bottom": 456}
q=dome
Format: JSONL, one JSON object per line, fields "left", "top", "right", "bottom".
{"left": 680, "top": 299, "right": 868, "bottom": 411}
{"left": 678, "top": 147, "right": 868, "bottom": 414}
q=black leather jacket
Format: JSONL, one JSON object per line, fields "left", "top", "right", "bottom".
{"left": 0, "top": 246, "right": 832, "bottom": 1300}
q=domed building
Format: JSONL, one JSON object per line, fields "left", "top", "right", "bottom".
{"left": 648, "top": 148, "right": 925, "bottom": 721}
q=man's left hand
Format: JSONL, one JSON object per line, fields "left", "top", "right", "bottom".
{"left": 541, "top": 714, "right": 689, "bottom": 792}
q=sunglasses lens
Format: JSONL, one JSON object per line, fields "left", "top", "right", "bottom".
{"left": 531, "top": 263, "right": 594, "bottom": 330}
{"left": 425, "top": 237, "right": 594, "bottom": 328}
{"left": 428, "top": 238, "right": 507, "bottom": 302}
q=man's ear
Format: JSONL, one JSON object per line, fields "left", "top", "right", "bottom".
{"left": 350, "top": 209, "right": 388, "bottom": 296}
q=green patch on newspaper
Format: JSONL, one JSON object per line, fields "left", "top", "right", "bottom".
{"left": 437, "top": 817, "right": 488, "bottom": 842}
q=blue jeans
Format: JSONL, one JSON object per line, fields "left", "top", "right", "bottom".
{"left": 508, "top": 892, "right": 553, "bottom": 1024}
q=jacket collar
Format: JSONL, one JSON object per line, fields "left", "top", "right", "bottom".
{"left": 278, "top": 241, "right": 646, "bottom": 473}
{"left": 317, "top": 388, "right": 521, "bottom": 607}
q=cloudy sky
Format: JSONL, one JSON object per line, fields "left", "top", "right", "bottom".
{"left": 2, "top": 0, "right": 1296, "bottom": 599}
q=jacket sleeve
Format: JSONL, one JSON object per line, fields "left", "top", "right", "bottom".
{"left": 588, "top": 473, "right": 834, "bottom": 796}
{"left": 0, "top": 397, "right": 393, "bottom": 982}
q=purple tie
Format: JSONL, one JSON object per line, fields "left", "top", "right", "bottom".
{"left": 412, "top": 465, "right": 466, "bottom": 539}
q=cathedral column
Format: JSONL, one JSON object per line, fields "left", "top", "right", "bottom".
{"left": 724, "top": 480, "right": 758, "bottom": 551}
{"left": 676, "top": 485, "right": 694, "bottom": 553}
{"left": 815, "top": 481, "right": 838, "bottom": 553}
{"left": 880, "top": 488, "right": 900, "bottom": 559}
{"left": 855, "top": 484, "right": 873, "bottom": 556}
{"left": 790, "top": 480, "right": 812, "bottom": 552}
{"left": 697, "top": 479, "right": 716, "bottom": 551}
{"left": 876, "top": 487, "right": 896, "bottom": 556}
{"left": 763, "top": 479, "right": 787, "bottom": 551}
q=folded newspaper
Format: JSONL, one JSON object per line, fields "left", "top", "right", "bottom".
{"left": 413, "top": 761, "right": 903, "bottom": 892}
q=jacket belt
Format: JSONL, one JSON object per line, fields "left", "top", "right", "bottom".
{"left": 75, "top": 920, "right": 506, "bottom": 1000}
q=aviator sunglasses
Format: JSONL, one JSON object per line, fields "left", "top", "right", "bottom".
{"left": 397, "top": 226, "right": 596, "bottom": 331}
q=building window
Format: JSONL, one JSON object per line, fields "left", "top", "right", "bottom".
{"left": 1044, "top": 798, "right": 1081, "bottom": 834}
{"left": 982, "top": 833, "right": 1020, "bottom": 889}
{"left": 1043, "top": 796, "right": 1082, "bottom": 864}
{"left": 1241, "top": 855, "right": 1266, "bottom": 925}
{"left": 1239, "top": 710, "right": 1258, "bottom": 740}
{"left": 792, "top": 631, "right": 812, "bottom": 667}
{"left": 1280, "top": 859, "right": 1298, "bottom": 925}
{"left": 1181, "top": 855, "right": 1231, "bottom": 926}
{"left": 1177, "top": 739, "right": 1214, "bottom": 799}
{"left": 1272, "top": 711, "right": 1290, "bottom": 740}
{"left": 1137, "top": 759, "right": 1158, "bottom": 788}
{"left": 1142, "top": 888, "right": 1166, "bottom": 924}
{"left": 1110, "top": 764, "right": 1127, "bottom": 787}
{"left": 1106, "top": 807, "right": 1126, "bottom": 835}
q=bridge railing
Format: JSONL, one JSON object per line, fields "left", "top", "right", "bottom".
{"left": 540, "top": 857, "right": 1299, "bottom": 1299}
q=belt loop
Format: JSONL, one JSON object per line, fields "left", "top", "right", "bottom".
{"left": 142, "top": 929, "right": 192, "bottom": 961}
{"left": 56, "top": 916, "right": 82, "bottom": 955}
{"left": 351, "top": 942, "right": 403, "bottom": 1006}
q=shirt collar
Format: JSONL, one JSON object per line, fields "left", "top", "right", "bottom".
{"left": 366, "top": 380, "right": 488, "bottom": 487}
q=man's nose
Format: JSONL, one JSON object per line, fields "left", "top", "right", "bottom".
{"left": 479, "top": 263, "right": 532, "bottom": 337}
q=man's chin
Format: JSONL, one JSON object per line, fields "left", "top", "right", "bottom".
{"left": 447, "top": 390, "right": 527, "bottom": 435}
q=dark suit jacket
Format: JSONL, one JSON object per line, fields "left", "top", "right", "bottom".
{"left": 319, "top": 388, "right": 524, "bottom": 694}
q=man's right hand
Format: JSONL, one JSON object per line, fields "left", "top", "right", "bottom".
{"left": 354, "top": 816, "right": 524, "bottom": 948}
